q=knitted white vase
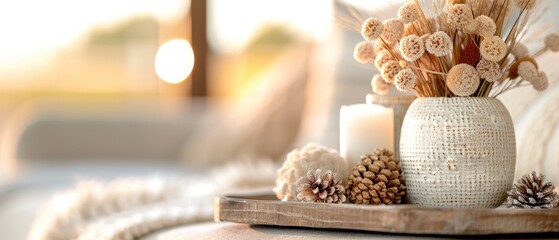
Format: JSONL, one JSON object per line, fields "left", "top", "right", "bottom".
{"left": 399, "top": 97, "right": 516, "bottom": 208}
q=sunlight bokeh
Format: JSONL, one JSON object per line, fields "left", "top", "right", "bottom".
{"left": 155, "top": 39, "right": 195, "bottom": 84}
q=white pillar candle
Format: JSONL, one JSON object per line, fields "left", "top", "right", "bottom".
{"left": 340, "top": 104, "right": 394, "bottom": 170}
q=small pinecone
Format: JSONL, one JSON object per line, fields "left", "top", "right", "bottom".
{"left": 506, "top": 171, "right": 558, "bottom": 209}
{"left": 346, "top": 149, "right": 406, "bottom": 205}
{"left": 296, "top": 169, "right": 346, "bottom": 203}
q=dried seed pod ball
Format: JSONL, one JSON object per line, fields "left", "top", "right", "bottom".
{"left": 374, "top": 50, "right": 395, "bottom": 70}
{"left": 532, "top": 72, "right": 549, "bottom": 91}
{"left": 544, "top": 33, "right": 559, "bottom": 52}
{"left": 513, "top": 0, "right": 536, "bottom": 9}
{"left": 346, "top": 149, "right": 406, "bottom": 205}
{"left": 381, "top": 60, "right": 402, "bottom": 83}
{"left": 394, "top": 68, "right": 417, "bottom": 91}
{"left": 371, "top": 74, "right": 391, "bottom": 95}
{"left": 353, "top": 41, "right": 376, "bottom": 64}
{"left": 475, "top": 15, "right": 496, "bottom": 37}
{"left": 480, "top": 36, "right": 507, "bottom": 62}
{"left": 425, "top": 31, "right": 451, "bottom": 57}
{"left": 399, "top": 34, "right": 425, "bottom": 61}
{"left": 274, "top": 143, "right": 348, "bottom": 201}
{"left": 382, "top": 18, "right": 405, "bottom": 43}
{"left": 398, "top": 2, "right": 420, "bottom": 24}
{"left": 508, "top": 57, "right": 538, "bottom": 79}
{"left": 447, "top": 4, "right": 474, "bottom": 30}
{"left": 518, "top": 61, "right": 538, "bottom": 81}
{"left": 463, "top": 19, "right": 479, "bottom": 34}
{"left": 476, "top": 58, "right": 502, "bottom": 82}
{"left": 296, "top": 169, "right": 346, "bottom": 203}
{"left": 447, "top": 63, "right": 480, "bottom": 96}
{"left": 512, "top": 43, "right": 530, "bottom": 59}
{"left": 361, "top": 18, "right": 384, "bottom": 41}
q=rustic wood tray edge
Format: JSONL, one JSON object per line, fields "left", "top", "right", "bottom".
{"left": 215, "top": 192, "right": 559, "bottom": 235}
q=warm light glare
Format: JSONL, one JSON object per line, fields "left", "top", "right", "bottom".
{"left": 0, "top": 0, "right": 188, "bottom": 75}
{"left": 155, "top": 39, "right": 195, "bottom": 84}
{"left": 208, "top": 0, "right": 334, "bottom": 54}
{"left": 340, "top": 0, "right": 400, "bottom": 12}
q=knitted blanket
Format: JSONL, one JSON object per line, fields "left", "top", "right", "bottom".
{"left": 28, "top": 159, "right": 278, "bottom": 240}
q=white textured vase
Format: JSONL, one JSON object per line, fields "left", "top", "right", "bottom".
{"left": 399, "top": 97, "right": 516, "bottom": 208}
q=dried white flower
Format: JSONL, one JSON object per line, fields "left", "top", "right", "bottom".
{"left": 399, "top": 34, "right": 425, "bottom": 61}
{"left": 425, "top": 31, "right": 451, "bottom": 57}
{"left": 374, "top": 50, "right": 396, "bottom": 70}
{"left": 476, "top": 15, "right": 496, "bottom": 37}
{"left": 398, "top": 2, "right": 420, "bottom": 24}
{"left": 544, "top": 33, "right": 559, "bottom": 52}
{"left": 394, "top": 68, "right": 417, "bottom": 91}
{"left": 512, "top": 43, "right": 530, "bottom": 58}
{"left": 476, "top": 58, "right": 502, "bottom": 82}
{"left": 371, "top": 74, "right": 391, "bottom": 95}
{"left": 447, "top": 64, "right": 480, "bottom": 96}
{"left": 382, "top": 18, "right": 405, "bottom": 43}
{"left": 381, "top": 60, "right": 403, "bottom": 83}
{"left": 480, "top": 36, "right": 507, "bottom": 62}
{"left": 532, "top": 72, "right": 549, "bottom": 91}
{"left": 513, "top": 0, "right": 536, "bottom": 9}
{"left": 518, "top": 61, "right": 538, "bottom": 81}
{"left": 361, "top": 18, "right": 384, "bottom": 41}
{"left": 274, "top": 143, "right": 348, "bottom": 201}
{"left": 447, "top": 4, "right": 474, "bottom": 30}
{"left": 463, "top": 19, "right": 479, "bottom": 34}
{"left": 353, "top": 41, "right": 376, "bottom": 64}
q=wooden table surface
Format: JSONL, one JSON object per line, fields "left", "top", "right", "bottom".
{"left": 144, "top": 222, "right": 559, "bottom": 240}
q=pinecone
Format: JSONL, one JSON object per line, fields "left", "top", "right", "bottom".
{"left": 506, "top": 171, "right": 558, "bottom": 209}
{"left": 347, "top": 149, "right": 406, "bottom": 205}
{"left": 296, "top": 169, "right": 346, "bottom": 203}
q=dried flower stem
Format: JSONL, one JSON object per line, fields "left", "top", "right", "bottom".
{"left": 379, "top": 37, "right": 402, "bottom": 61}
{"left": 532, "top": 47, "right": 548, "bottom": 58}
{"left": 407, "top": 64, "right": 446, "bottom": 75}
{"left": 415, "top": 0, "right": 433, "bottom": 32}
{"left": 349, "top": 0, "right": 547, "bottom": 97}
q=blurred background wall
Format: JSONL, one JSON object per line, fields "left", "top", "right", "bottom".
{"left": 0, "top": 0, "right": 343, "bottom": 176}
{"left": 0, "top": 0, "right": 558, "bottom": 187}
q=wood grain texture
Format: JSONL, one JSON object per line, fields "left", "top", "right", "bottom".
{"left": 215, "top": 193, "right": 559, "bottom": 235}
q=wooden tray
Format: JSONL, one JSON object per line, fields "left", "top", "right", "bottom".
{"left": 214, "top": 192, "right": 559, "bottom": 235}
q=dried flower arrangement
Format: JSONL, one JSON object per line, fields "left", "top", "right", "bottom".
{"left": 352, "top": 0, "right": 555, "bottom": 97}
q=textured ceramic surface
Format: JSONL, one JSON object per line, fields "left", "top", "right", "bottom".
{"left": 400, "top": 97, "right": 516, "bottom": 208}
